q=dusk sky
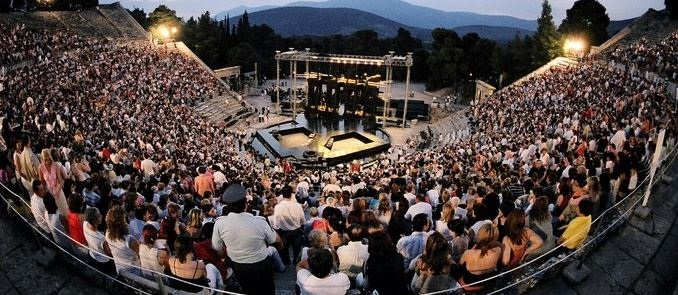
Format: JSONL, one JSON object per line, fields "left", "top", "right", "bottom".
{"left": 106, "top": 0, "right": 666, "bottom": 21}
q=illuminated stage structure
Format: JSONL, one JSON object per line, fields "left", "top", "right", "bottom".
{"left": 251, "top": 114, "right": 391, "bottom": 168}
{"left": 274, "top": 49, "right": 415, "bottom": 127}
{"left": 305, "top": 73, "right": 383, "bottom": 118}
{"left": 259, "top": 50, "right": 428, "bottom": 167}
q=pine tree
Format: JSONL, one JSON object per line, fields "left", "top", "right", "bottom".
{"left": 225, "top": 14, "right": 230, "bottom": 39}
{"left": 668, "top": 0, "right": 678, "bottom": 19}
{"left": 242, "top": 11, "right": 250, "bottom": 29}
{"left": 534, "top": 0, "right": 561, "bottom": 65}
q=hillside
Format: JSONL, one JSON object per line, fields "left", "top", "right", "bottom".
{"left": 608, "top": 18, "right": 637, "bottom": 36}
{"left": 453, "top": 25, "right": 532, "bottom": 42}
{"left": 214, "top": 5, "right": 276, "bottom": 20}
{"left": 228, "top": 7, "right": 432, "bottom": 41}
{"left": 226, "top": 6, "right": 539, "bottom": 42}
{"left": 286, "top": 0, "right": 537, "bottom": 31}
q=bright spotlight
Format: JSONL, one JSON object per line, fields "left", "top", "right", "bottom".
{"left": 563, "top": 38, "right": 587, "bottom": 59}
{"left": 170, "top": 26, "right": 178, "bottom": 34}
{"left": 158, "top": 26, "right": 170, "bottom": 39}
{"left": 564, "top": 39, "right": 585, "bottom": 52}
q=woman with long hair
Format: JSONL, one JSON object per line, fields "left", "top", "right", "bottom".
{"left": 501, "top": 210, "right": 543, "bottom": 269}
{"left": 411, "top": 232, "right": 457, "bottom": 294}
{"left": 554, "top": 178, "right": 572, "bottom": 218}
{"left": 160, "top": 202, "right": 183, "bottom": 252}
{"left": 459, "top": 223, "right": 502, "bottom": 290}
{"left": 167, "top": 235, "right": 219, "bottom": 292}
{"left": 364, "top": 232, "right": 408, "bottom": 295}
{"left": 435, "top": 201, "right": 455, "bottom": 242}
{"left": 585, "top": 176, "right": 602, "bottom": 216}
{"left": 185, "top": 208, "right": 203, "bottom": 239}
{"left": 526, "top": 196, "right": 555, "bottom": 259}
{"left": 375, "top": 195, "right": 392, "bottom": 227}
{"left": 139, "top": 223, "right": 169, "bottom": 278}
{"left": 323, "top": 206, "right": 348, "bottom": 249}
{"left": 105, "top": 205, "right": 141, "bottom": 274}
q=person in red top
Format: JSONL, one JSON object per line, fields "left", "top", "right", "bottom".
{"left": 350, "top": 160, "right": 361, "bottom": 173}
{"left": 66, "top": 194, "right": 88, "bottom": 252}
{"left": 193, "top": 223, "right": 231, "bottom": 282}
{"left": 282, "top": 160, "right": 293, "bottom": 174}
{"left": 101, "top": 147, "right": 112, "bottom": 161}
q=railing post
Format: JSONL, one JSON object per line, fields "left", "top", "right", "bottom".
{"left": 639, "top": 129, "right": 666, "bottom": 215}
{"left": 155, "top": 274, "right": 168, "bottom": 295}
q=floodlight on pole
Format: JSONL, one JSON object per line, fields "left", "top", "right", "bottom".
{"left": 563, "top": 38, "right": 586, "bottom": 58}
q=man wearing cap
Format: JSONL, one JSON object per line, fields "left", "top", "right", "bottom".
{"left": 212, "top": 184, "right": 281, "bottom": 295}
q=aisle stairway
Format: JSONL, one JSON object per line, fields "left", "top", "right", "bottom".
{"left": 98, "top": 4, "right": 148, "bottom": 40}
{"left": 193, "top": 96, "right": 252, "bottom": 127}
{"left": 164, "top": 42, "right": 255, "bottom": 126}
{"left": 505, "top": 57, "right": 579, "bottom": 90}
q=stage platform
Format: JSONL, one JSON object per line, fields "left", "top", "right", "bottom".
{"left": 251, "top": 114, "right": 391, "bottom": 168}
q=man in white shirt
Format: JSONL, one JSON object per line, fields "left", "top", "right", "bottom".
{"left": 426, "top": 182, "right": 440, "bottom": 209}
{"left": 211, "top": 164, "right": 227, "bottom": 189}
{"left": 404, "top": 193, "right": 433, "bottom": 222}
{"left": 403, "top": 183, "right": 416, "bottom": 205}
{"left": 297, "top": 249, "right": 350, "bottom": 295}
{"left": 336, "top": 225, "right": 369, "bottom": 281}
{"left": 611, "top": 127, "right": 627, "bottom": 151}
{"left": 30, "top": 180, "right": 50, "bottom": 232}
{"left": 322, "top": 177, "right": 341, "bottom": 196}
{"left": 140, "top": 156, "right": 156, "bottom": 177}
{"left": 272, "top": 185, "right": 306, "bottom": 265}
{"left": 212, "top": 184, "right": 282, "bottom": 295}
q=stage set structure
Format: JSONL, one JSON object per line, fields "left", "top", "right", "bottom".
{"left": 274, "top": 49, "right": 414, "bottom": 127}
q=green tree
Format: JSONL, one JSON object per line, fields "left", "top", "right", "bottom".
{"left": 228, "top": 42, "right": 258, "bottom": 72}
{"left": 534, "top": 0, "right": 561, "bottom": 66}
{"left": 559, "top": 0, "right": 610, "bottom": 46}
{"left": 148, "top": 5, "right": 182, "bottom": 39}
{"left": 393, "top": 28, "right": 421, "bottom": 55}
{"left": 411, "top": 49, "right": 430, "bottom": 82}
{"left": 668, "top": 0, "right": 678, "bottom": 19}
{"left": 431, "top": 28, "right": 461, "bottom": 50}
{"left": 128, "top": 8, "right": 148, "bottom": 29}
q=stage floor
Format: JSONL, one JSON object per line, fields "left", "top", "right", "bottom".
{"left": 252, "top": 114, "right": 391, "bottom": 167}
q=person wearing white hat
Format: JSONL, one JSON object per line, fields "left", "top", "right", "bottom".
{"left": 212, "top": 184, "right": 282, "bottom": 295}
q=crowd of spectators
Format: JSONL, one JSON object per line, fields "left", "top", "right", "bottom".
{"left": 0, "top": 21, "right": 677, "bottom": 295}
{"left": 0, "top": 23, "right": 101, "bottom": 71}
{"left": 608, "top": 31, "right": 678, "bottom": 82}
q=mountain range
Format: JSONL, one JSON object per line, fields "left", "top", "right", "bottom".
{"left": 108, "top": 0, "right": 638, "bottom": 42}
{"left": 226, "top": 7, "right": 534, "bottom": 42}
{"left": 226, "top": 7, "right": 432, "bottom": 41}
{"left": 215, "top": 0, "right": 538, "bottom": 31}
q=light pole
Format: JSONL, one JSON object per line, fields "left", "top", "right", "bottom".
{"left": 402, "top": 52, "right": 412, "bottom": 128}
{"left": 276, "top": 50, "right": 281, "bottom": 114}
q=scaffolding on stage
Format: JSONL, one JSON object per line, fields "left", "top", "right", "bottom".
{"left": 274, "top": 48, "right": 414, "bottom": 127}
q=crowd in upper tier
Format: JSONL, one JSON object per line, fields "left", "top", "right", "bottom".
{"left": 608, "top": 31, "right": 678, "bottom": 82}
{"left": 0, "top": 20, "right": 677, "bottom": 295}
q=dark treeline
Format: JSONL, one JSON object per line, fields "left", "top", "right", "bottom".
{"left": 130, "top": 0, "right": 616, "bottom": 92}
